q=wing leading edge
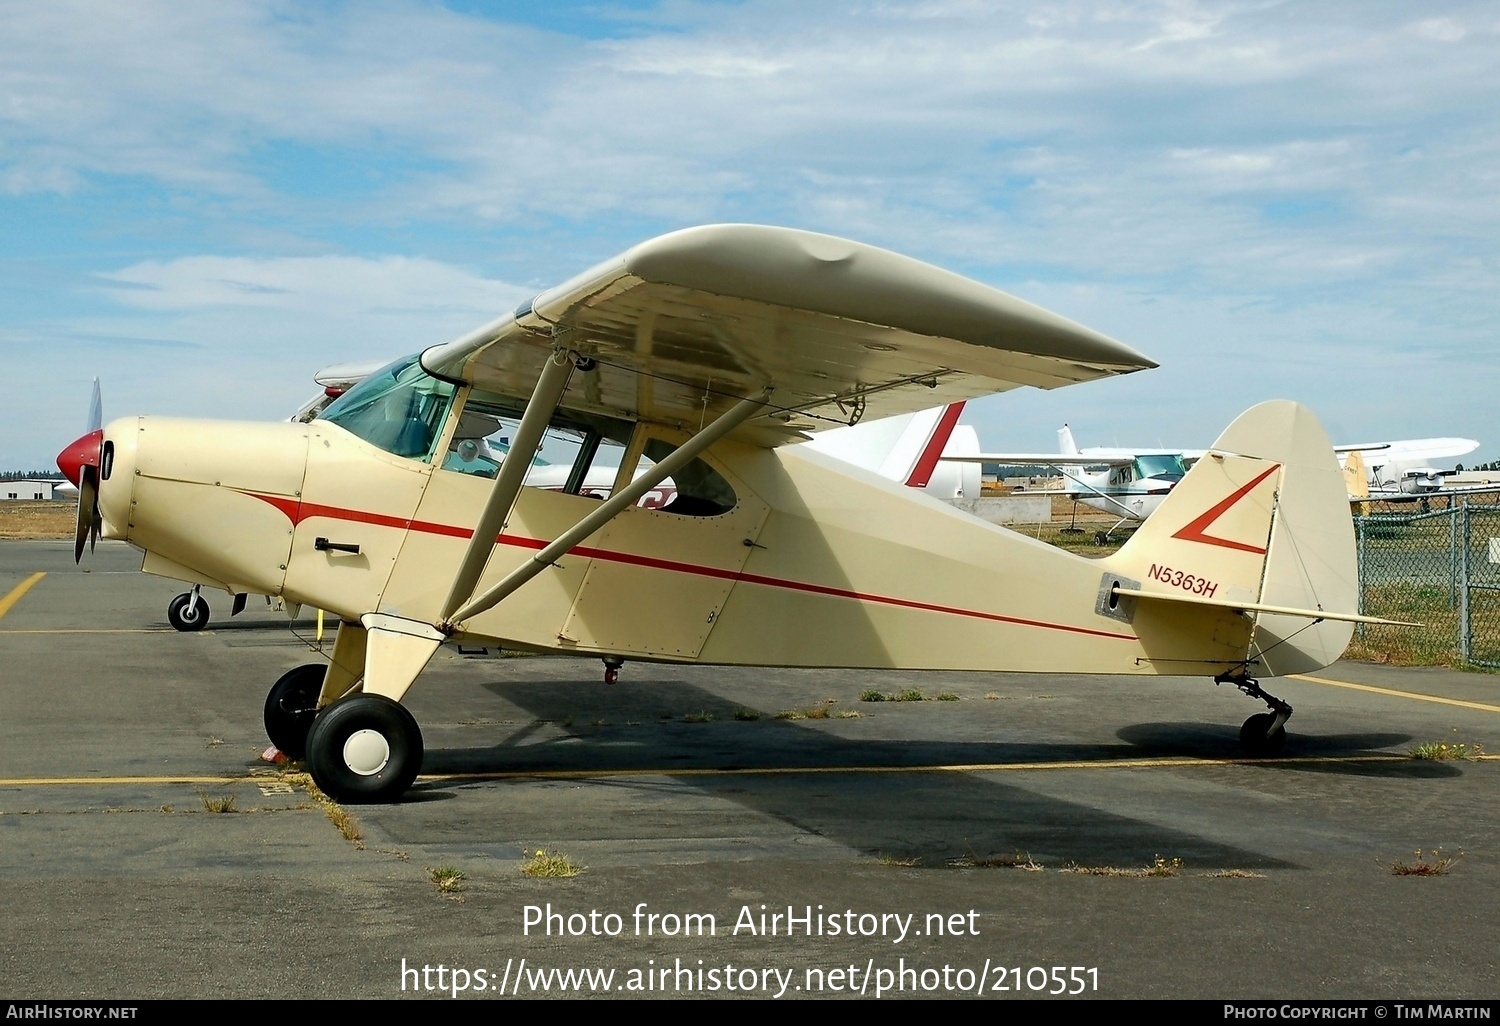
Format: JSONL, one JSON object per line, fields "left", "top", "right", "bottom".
{"left": 422, "top": 225, "right": 1155, "bottom": 446}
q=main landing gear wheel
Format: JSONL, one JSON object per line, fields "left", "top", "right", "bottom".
{"left": 167, "top": 590, "right": 209, "bottom": 632}
{"left": 263, "top": 663, "right": 326, "bottom": 760}
{"left": 1239, "top": 712, "right": 1287, "bottom": 755}
{"left": 306, "top": 694, "right": 423, "bottom": 804}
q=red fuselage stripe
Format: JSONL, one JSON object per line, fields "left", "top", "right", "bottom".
{"left": 249, "top": 492, "right": 1136, "bottom": 641}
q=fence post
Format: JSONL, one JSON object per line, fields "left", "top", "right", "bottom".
{"left": 1450, "top": 502, "right": 1459, "bottom": 609}
{"left": 1355, "top": 513, "right": 1366, "bottom": 638}
{"left": 1459, "top": 495, "right": 1471, "bottom": 665}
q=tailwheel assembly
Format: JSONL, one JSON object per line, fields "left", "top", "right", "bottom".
{"left": 1216, "top": 672, "right": 1292, "bottom": 756}
{"left": 306, "top": 694, "right": 424, "bottom": 804}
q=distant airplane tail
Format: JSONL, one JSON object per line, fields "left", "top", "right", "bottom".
{"left": 1057, "top": 423, "right": 1079, "bottom": 455}
{"left": 804, "top": 402, "right": 976, "bottom": 497}
{"left": 1101, "top": 401, "right": 1360, "bottom": 676}
{"left": 1343, "top": 449, "right": 1370, "bottom": 501}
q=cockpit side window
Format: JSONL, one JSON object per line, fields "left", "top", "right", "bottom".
{"left": 640, "top": 438, "right": 737, "bottom": 517}
{"left": 437, "top": 389, "right": 637, "bottom": 495}
{"left": 319, "top": 355, "right": 456, "bottom": 462}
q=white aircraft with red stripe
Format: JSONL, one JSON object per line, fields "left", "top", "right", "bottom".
{"left": 57, "top": 224, "right": 1402, "bottom": 804}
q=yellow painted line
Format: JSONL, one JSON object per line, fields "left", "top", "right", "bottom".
{"left": 1291, "top": 673, "right": 1500, "bottom": 714}
{"left": 0, "top": 628, "right": 177, "bottom": 634}
{"left": 0, "top": 572, "right": 45, "bottom": 620}
{"left": 3, "top": 753, "right": 1493, "bottom": 792}
{"left": 0, "top": 775, "right": 250, "bottom": 786}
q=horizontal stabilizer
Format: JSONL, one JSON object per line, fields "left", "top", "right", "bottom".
{"left": 1116, "top": 584, "right": 1419, "bottom": 627}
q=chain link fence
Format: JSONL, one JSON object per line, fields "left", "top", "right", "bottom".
{"left": 1351, "top": 493, "right": 1500, "bottom": 668}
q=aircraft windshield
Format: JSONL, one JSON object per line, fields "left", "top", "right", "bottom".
{"left": 319, "top": 354, "right": 457, "bottom": 461}
{"left": 1134, "top": 454, "right": 1186, "bottom": 479}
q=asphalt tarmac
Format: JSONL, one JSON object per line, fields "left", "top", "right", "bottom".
{"left": 1, "top": 539, "right": 1497, "bottom": 1000}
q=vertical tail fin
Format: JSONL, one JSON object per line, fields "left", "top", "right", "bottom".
{"left": 1103, "top": 401, "right": 1357, "bottom": 676}
{"left": 803, "top": 402, "right": 969, "bottom": 495}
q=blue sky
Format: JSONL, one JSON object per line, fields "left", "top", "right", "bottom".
{"left": 3, "top": 0, "right": 1498, "bottom": 469}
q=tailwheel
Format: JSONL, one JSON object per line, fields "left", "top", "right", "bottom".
{"left": 1239, "top": 712, "right": 1287, "bottom": 755}
{"left": 264, "top": 663, "right": 326, "bottom": 760}
{"left": 167, "top": 588, "right": 210, "bottom": 632}
{"left": 306, "top": 694, "right": 423, "bottom": 804}
{"left": 1216, "top": 672, "right": 1292, "bottom": 757}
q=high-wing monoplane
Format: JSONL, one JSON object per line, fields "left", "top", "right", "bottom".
{"left": 57, "top": 224, "right": 1401, "bottom": 803}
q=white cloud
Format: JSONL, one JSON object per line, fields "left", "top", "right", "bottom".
{"left": 100, "top": 254, "right": 529, "bottom": 317}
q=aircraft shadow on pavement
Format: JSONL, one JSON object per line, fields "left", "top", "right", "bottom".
{"left": 400, "top": 674, "right": 1342, "bottom": 869}
{"left": 1114, "top": 723, "right": 1461, "bottom": 779}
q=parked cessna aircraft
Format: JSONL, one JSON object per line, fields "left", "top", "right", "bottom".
{"left": 1336, "top": 438, "right": 1480, "bottom": 499}
{"left": 950, "top": 427, "right": 1484, "bottom": 538}
{"left": 941, "top": 424, "right": 1185, "bottom": 541}
{"left": 57, "top": 224, "right": 1403, "bottom": 804}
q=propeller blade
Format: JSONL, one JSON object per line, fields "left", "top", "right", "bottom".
{"left": 86, "top": 378, "right": 102, "bottom": 433}
{"left": 74, "top": 466, "right": 98, "bottom": 564}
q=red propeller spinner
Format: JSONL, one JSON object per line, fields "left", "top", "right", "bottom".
{"left": 57, "top": 427, "right": 103, "bottom": 487}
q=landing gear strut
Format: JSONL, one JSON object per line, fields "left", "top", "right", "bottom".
{"left": 1217, "top": 672, "right": 1291, "bottom": 755}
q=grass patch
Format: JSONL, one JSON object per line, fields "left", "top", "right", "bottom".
{"left": 522, "top": 848, "right": 584, "bottom": 878}
{"left": 1410, "top": 740, "right": 1484, "bottom": 761}
{"left": 934, "top": 692, "right": 960, "bottom": 702}
{"left": 1391, "top": 849, "right": 1462, "bottom": 876}
{"left": 877, "top": 853, "right": 922, "bottom": 867}
{"left": 860, "top": 688, "right": 929, "bottom": 702}
{"left": 429, "top": 866, "right": 466, "bottom": 895}
{"left": 1345, "top": 584, "right": 1456, "bottom": 666}
{"left": 1203, "top": 869, "right": 1266, "bottom": 879}
{"left": 733, "top": 707, "right": 761, "bottom": 721}
{"left": 283, "top": 772, "right": 363, "bottom": 846}
{"left": 1062, "top": 855, "right": 1182, "bottom": 878}
{"left": 776, "top": 705, "right": 849, "bottom": 720}
{"left": 682, "top": 710, "right": 717, "bottom": 723}
{"left": 198, "top": 792, "right": 236, "bottom": 814}
{"left": 322, "top": 802, "right": 362, "bottom": 844}
{"left": 950, "top": 851, "right": 1044, "bottom": 871}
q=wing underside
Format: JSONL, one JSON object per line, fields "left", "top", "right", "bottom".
{"left": 422, "top": 225, "right": 1155, "bottom": 446}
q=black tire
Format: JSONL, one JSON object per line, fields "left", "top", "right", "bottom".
{"left": 264, "top": 663, "right": 326, "bottom": 760}
{"left": 306, "top": 694, "right": 423, "bottom": 804}
{"left": 1239, "top": 712, "right": 1287, "bottom": 755}
{"left": 167, "top": 592, "right": 209, "bottom": 632}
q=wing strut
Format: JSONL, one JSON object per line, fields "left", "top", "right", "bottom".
{"left": 439, "top": 348, "right": 576, "bottom": 622}
{"left": 444, "top": 389, "right": 773, "bottom": 630}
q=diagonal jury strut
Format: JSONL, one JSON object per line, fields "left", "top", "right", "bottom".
{"left": 445, "top": 389, "right": 773, "bottom": 630}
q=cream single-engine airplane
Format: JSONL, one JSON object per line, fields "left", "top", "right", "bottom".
{"left": 57, "top": 224, "right": 1404, "bottom": 803}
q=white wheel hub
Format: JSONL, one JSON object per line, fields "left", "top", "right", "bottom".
{"left": 343, "top": 728, "right": 391, "bottom": 776}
